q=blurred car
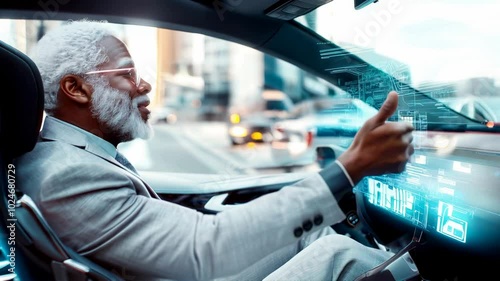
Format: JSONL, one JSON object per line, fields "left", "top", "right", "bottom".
{"left": 228, "top": 89, "right": 294, "bottom": 145}
{"left": 150, "top": 106, "right": 178, "bottom": 124}
{"left": 271, "top": 97, "right": 377, "bottom": 167}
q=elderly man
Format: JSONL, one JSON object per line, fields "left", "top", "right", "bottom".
{"left": 16, "top": 21, "right": 414, "bottom": 281}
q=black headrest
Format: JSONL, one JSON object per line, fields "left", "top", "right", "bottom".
{"left": 0, "top": 40, "right": 44, "bottom": 159}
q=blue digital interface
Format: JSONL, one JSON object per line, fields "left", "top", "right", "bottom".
{"left": 319, "top": 44, "right": 500, "bottom": 245}
{"left": 354, "top": 152, "right": 499, "bottom": 243}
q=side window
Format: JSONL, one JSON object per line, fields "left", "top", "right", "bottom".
{"left": 0, "top": 19, "right": 342, "bottom": 176}
{"left": 121, "top": 26, "right": 339, "bottom": 174}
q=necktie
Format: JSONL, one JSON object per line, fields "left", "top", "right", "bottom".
{"left": 115, "top": 152, "right": 139, "bottom": 174}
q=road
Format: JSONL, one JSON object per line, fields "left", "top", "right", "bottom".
{"left": 118, "top": 121, "right": 318, "bottom": 175}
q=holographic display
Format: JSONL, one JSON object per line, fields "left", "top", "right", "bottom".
{"left": 436, "top": 201, "right": 469, "bottom": 243}
{"left": 318, "top": 43, "right": 500, "bottom": 244}
{"left": 355, "top": 152, "right": 497, "bottom": 243}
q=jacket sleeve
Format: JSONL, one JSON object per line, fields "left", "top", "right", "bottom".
{"left": 38, "top": 162, "right": 348, "bottom": 281}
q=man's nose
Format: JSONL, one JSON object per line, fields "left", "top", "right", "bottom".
{"left": 137, "top": 78, "right": 151, "bottom": 95}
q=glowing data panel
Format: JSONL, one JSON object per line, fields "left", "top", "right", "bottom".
{"left": 366, "top": 178, "right": 428, "bottom": 228}
{"left": 436, "top": 201, "right": 470, "bottom": 243}
{"left": 354, "top": 151, "right": 500, "bottom": 244}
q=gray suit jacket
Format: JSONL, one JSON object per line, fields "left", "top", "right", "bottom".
{"left": 15, "top": 117, "right": 348, "bottom": 281}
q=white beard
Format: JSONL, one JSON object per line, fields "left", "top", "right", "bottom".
{"left": 90, "top": 77, "right": 153, "bottom": 142}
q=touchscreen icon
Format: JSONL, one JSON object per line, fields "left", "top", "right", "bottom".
{"left": 437, "top": 201, "right": 468, "bottom": 243}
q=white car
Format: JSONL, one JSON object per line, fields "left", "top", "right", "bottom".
{"left": 271, "top": 97, "right": 377, "bottom": 167}
{"left": 150, "top": 106, "right": 178, "bottom": 124}
{"left": 439, "top": 96, "right": 500, "bottom": 122}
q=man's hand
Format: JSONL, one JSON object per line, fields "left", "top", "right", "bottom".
{"left": 337, "top": 91, "right": 414, "bottom": 185}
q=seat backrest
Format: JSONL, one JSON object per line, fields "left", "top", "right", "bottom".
{"left": 0, "top": 39, "right": 124, "bottom": 281}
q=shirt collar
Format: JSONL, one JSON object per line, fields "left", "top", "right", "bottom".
{"left": 49, "top": 117, "right": 117, "bottom": 158}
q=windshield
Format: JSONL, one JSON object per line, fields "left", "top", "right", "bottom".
{"left": 296, "top": 0, "right": 500, "bottom": 122}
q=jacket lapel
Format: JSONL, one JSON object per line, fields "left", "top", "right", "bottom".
{"left": 40, "top": 117, "right": 161, "bottom": 199}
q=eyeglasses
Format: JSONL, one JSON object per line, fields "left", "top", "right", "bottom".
{"left": 84, "top": 67, "right": 141, "bottom": 86}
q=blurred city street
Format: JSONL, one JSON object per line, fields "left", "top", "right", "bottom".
{"left": 118, "top": 121, "right": 319, "bottom": 175}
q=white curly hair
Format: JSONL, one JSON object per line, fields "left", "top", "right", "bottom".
{"left": 31, "top": 20, "right": 116, "bottom": 115}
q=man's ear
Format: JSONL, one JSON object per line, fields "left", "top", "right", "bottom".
{"left": 59, "top": 75, "right": 93, "bottom": 104}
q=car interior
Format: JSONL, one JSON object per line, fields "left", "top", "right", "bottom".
{"left": 1, "top": 0, "right": 500, "bottom": 280}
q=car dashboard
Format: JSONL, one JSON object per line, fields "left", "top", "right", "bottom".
{"left": 141, "top": 170, "right": 312, "bottom": 213}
